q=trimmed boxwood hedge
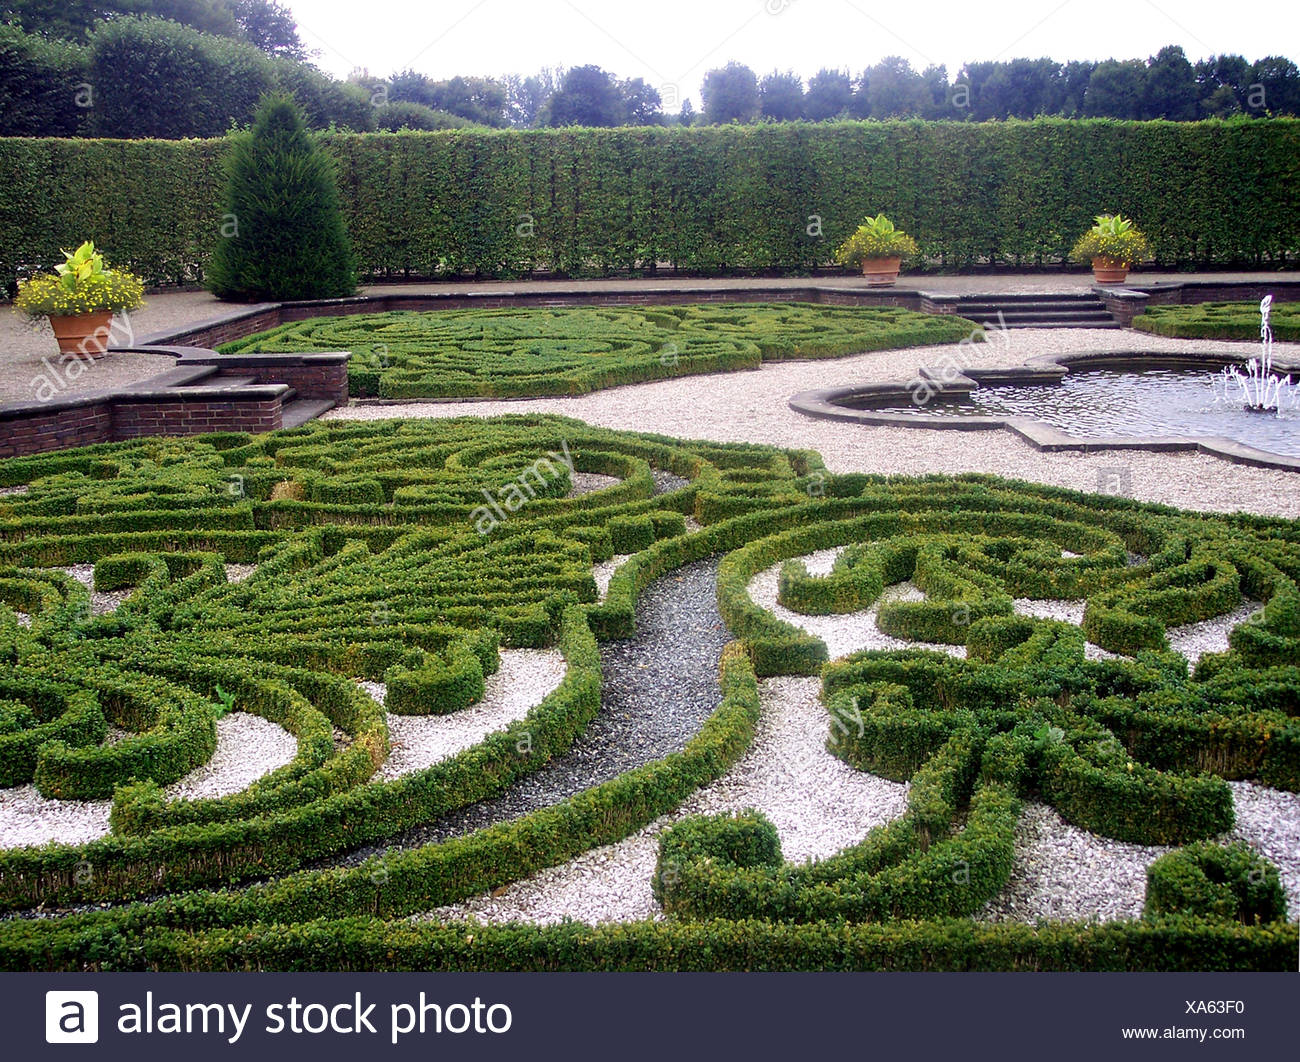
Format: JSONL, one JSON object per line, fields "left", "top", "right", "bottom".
{"left": 0, "top": 416, "right": 1297, "bottom": 970}
{"left": 218, "top": 303, "right": 981, "bottom": 399}
{"left": 1133, "top": 301, "right": 1300, "bottom": 341}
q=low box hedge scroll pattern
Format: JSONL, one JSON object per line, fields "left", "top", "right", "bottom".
{"left": 0, "top": 416, "right": 1296, "bottom": 971}
{"left": 217, "top": 303, "right": 981, "bottom": 399}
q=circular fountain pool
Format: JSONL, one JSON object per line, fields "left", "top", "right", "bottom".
{"left": 789, "top": 351, "right": 1300, "bottom": 471}
{"left": 857, "top": 365, "right": 1300, "bottom": 458}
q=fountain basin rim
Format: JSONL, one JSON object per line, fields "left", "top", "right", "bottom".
{"left": 788, "top": 348, "right": 1300, "bottom": 473}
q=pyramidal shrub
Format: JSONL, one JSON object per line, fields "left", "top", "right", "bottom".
{"left": 207, "top": 94, "right": 357, "bottom": 301}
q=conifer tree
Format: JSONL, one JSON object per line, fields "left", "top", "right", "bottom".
{"left": 207, "top": 93, "right": 357, "bottom": 300}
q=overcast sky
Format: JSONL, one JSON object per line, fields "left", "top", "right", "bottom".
{"left": 284, "top": 0, "right": 1299, "bottom": 107}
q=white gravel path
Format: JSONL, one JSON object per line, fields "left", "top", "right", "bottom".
{"left": 374, "top": 649, "right": 567, "bottom": 781}
{"left": 223, "top": 563, "right": 257, "bottom": 584}
{"left": 979, "top": 781, "right": 1300, "bottom": 924}
{"left": 327, "top": 328, "right": 1300, "bottom": 519}
{"left": 1167, "top": 601, "right": 1264, "bottom": 664}
{"left": 1226, "top": 781, "right": 1300, "bottom": 923}
{"left": 0, "top": 713, "right": 297, "bottom": 849}
{"left": 58, "top": 564, "right": 130, "bottom": 615}
{"left": 568, "top": 472, "right": 621, "bottom": 497}
{"left": 591, "top": 555, "right": 634, "bottom": 600}
{"left": 422, "top": 675, "right": 909, "bottom": 925}
{"left": 747, "top": 549, "right": 965, "bottom": 660}
{"left": 979, "top": 801, "right": 1166, "bottom": 923}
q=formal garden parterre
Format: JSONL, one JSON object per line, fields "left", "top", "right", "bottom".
{"left": 0, "top": 414, "right": 1296, "bottom": 970}
{"left": 216, "top": 304, "right": 981, "bottom": 399}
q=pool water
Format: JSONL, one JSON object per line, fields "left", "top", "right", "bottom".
{"left": 896, "top": 366, "right": 1300, "bottom": 458}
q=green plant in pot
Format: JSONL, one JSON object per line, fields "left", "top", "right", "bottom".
{"left": 1070, "top": 214, "right": 1152, "bottom": 284}
{"left": 13, "top": 241, "right": 145, "bottom": 359}
{"left": 834, "top": 214, "right": 919, "bottom": 286}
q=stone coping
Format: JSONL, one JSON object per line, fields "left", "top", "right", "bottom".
{"left": 0, "top": 347, "right": 346, "bottom": 418}
{"left": 788, "top": 348, "right": 1300, "bottom": 473}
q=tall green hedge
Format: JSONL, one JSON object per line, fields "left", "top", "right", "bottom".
{"left": 1, "top": 118, "right": 1297, "bottom": 287}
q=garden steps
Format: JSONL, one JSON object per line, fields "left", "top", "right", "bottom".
{"left": 946, "top": 293, "right": 1122, "bottom": 329}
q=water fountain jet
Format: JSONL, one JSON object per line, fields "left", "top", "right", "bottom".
{"left": 1213, "top": 296, "right": 1297, "bottom": 414}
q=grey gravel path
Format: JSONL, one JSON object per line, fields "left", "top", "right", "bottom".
{"left": 329, "top": 556, "right": 729, "bottom": 866}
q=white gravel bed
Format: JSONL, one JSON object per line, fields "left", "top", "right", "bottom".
{"left": 0, "top": 712, "right": 296, "bottom": 849}
{"left": 375, "top": 649, "right": 566, "bottom": 782}
{"left": 981, "top": 780, "right": 1300, "bottom": 924}
{"left": 1225, "top": 780, "right": 1300, "bottom": 923}
{"left": 747, "top": 556, "right": 965, "bottom": 660}
{"left": 1166, "top": 600, "right": 1264, "bottom": 664}
{"left": 58, "top": 564, "right": 131, "bottom": 615}
{"left": 326, "top": 328, "right": 1300, "bottom": 520}
{"left": 591, "top": 555, "right": 634, "bottom": 601}
{"left": 0, "top": 485, "right": 29, "bottom": 497}
{"left": 567, "top": 472, "right": 621, "bottom": 497}
{"left": 422, "top": 675, "right": 910, "bottom": 925}
{"left": 13, "top": 611, "right": 31, "bottom": 628}
{"left": 684, "top": 516, "right": 703, "bottom": 533}
{"left": 1011, "top": 597, "right": 1265, "bottom": 665}
{"left": 1011, "top": 598, "right": 1120, "bottom": 661}
{"left": 223, "top": 563, "right": 257, "bottom": 584}
{"left": 978, "top": 801, "right": 1166, "bottom": 923}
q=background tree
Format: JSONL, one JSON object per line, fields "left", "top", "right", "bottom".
{"left": 206, "top": 94, "right": 357, "bottom": 301}
{"left": 701, "top": 62, "right": 759, "bottom": 123}
{"left": 0, "top": 23, "right": 87, "bottom": 136}
{"left": 504, "top": 67, "right": 562, "bottom": 127}
{"left": 759, "top": 70, "right": 804, "bottom": 121}
{"left": 619, "top": 77, "right": 663, "bottom": 125}
{"left": 230, "top": 0, "right": 305, "bottom": 59}
{"left": 676, "top": 98, "right": 697, "bottom": 127}
{"left": 1143, "top": 45, "right": 1197, "bottom": 119}
{"left": 1250, "top": 56, "right": 1300, "bottom": 115}
{"left": 1195, "top": 54, "right": 1251, "bottom": 116}
{"left": 859, "top": 57, "right": 928, "bottom": 118}
{"left": 546, "top": 65, "right": 624, "bottom": 126}
{"left": 1083, "top": 59, "right": 1147, "bottom": 118}
{"left": 1058, "top": 60, "right": 1096, "bottom": 116}
{"left": 802, "top": 68, "right": 853, "bottom": 121}
{"left": 87, "top": 16, "right": 276, "bottom": 138}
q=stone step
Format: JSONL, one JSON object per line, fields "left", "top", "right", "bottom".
{"left": 280, "top": 398, "right": 335, "bottom": 430}
{"left": 972, "top": 311, "right": 1118, "bottom": 325}
{"left": 955, "top": 301, "right": 1109, "bottom": 315}
{"left": 195, "top": 375, "right": 260, "bottom": 389}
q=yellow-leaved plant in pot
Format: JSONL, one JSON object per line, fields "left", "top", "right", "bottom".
{"left": 1070, "top": 214, "right": 1152, "bottom": 285}
{"left": 13, "top": 241, "right": 145, "bottom": 359}
{"left": 834, "top": 214, "right": 920, "bottom": 286}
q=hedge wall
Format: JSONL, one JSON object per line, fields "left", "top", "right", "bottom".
{"left": 2, "top": 118, "right": 1298, "bottom": 286}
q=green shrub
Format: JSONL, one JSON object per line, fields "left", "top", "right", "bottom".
{"left": 1134, "top": 301, "right": 1300, "bottom": 341}
{"left": 206, "top": 94, "right": 357, "bottom": 301}
{"left": 1145, "top": 842, "right": 1288, "bottom": 924}
{"left": 373, "top": 102, "right": 472, "bottom": 131}
{"left": 0, "top": 24, "right": 87, "bottom": 137}
{"left": 88, "top": 17, "right": 277, "bottom": 140}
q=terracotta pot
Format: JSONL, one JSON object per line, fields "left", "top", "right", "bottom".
{"left": 1090, "top": 257, "right": 1130, "bottom": 285}
{"left": 861, "top": 256, "right": 902, "bottom": 286}
{"left": 48, "top": 311, "right": 115, "bottom": 359}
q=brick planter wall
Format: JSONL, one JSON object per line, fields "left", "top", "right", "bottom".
{"left": 0, "top": 400, "right": 113, "bottom": 459}
{"left": 113, "top": 396, "right": 282, "bottom": 439}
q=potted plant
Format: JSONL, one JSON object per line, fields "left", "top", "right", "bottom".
{"left": 1070, "top": 214, "right": 1152, "bottom": 284}
{"left": 12, "top": 241, "right": 145, "bottom": 358}
{"left": 834, "top": 213, "right": 919, "bottom": 286}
